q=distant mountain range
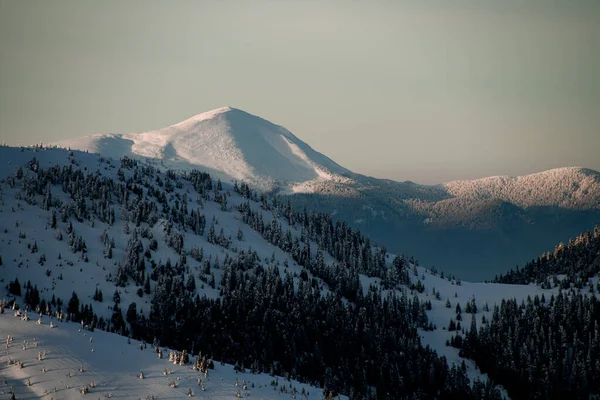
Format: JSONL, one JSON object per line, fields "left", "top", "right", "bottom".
{"left": 52, "top": 107, "right": 600, "bottom": 280}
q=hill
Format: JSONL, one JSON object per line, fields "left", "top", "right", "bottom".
{"left": 494, "top": 226, "right": 600, "bottom": 286}
{"left": 0, "top": 145, "right": 506, "bottom": 399}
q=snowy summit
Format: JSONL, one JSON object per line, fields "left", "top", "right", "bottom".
{"left": 53, "top": 107, "right": 350, "bottom": 192}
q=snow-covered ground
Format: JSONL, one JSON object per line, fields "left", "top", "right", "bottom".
{"left": 0, "top": 311, "right": 340, "bottom": 400}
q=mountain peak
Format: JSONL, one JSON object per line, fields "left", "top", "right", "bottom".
{"left": 171, "top": 106, "right": 239, "bottom": 128}
{"left": 52, "top": 107, "right": 350, "bottom": 192}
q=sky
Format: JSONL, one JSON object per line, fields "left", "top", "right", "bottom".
{"left": 0, "top": 0, "right": 599, "bottom": 185}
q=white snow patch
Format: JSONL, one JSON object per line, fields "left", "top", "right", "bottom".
{"left": 0, "top": 313, "right": 340, "bottom": 400}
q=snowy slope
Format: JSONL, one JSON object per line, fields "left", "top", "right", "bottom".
{"left": 354, "top": 262, "right": 575, "bottom": 400}
{"left": 0, "top": 146, "right": 502, "bottom": 392}
{"left": 0, "top": 312, "right": 340, "bottom": 400}
{"left": 4, "top": 144, "right": 589, "bottom": 399}
{"left": 52, "top": 107, "right": 351, "bottom": 193}
{"left": 411, "top": 266, "right": 563, "bottom": 400}
{"left": 0, "top": 145, "right": 361, "bottom": 397}
{"left": 0, "top": 146, "right": 339, "bottom": 323}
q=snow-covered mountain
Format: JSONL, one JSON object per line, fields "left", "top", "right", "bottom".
{"left": 1, "top": 145, "right": 600, "bottom": 399}
{"left": 0, "top": 145, "right": 508, "bottom": 399}
{"left": 444, "top": 167, "right": 600, "bottom": 210}
{"left": 50, "top": 108, "right": 600, "bottom": 280}
{"left": 53, "top": 107, "right": 351, "bottom": 193}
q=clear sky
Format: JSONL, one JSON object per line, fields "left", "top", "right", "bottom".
{"left": 1, "top": 0, "right": 599, "bottom": 184}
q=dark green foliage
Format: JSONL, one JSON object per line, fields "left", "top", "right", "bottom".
{"left": 8, "top": 278, "right": 21, "bottom": 296}
{"left": 126, "top": 302, "right": 137, "bottom": 324}
{"left": 93, "top": 288, "right": 103, "bottom": 302}
{"left": 495, "top": 227, "right": 600, "bottom": 287}
{"left": 139, "top": 257, "right": 499, "bottom": 399}
{"left": 143, "top": 276, "right": 151, "bottom": 294}
{"left": 452, "top": 292, "right": 600, "bottom": 399}
{"left": 67, "top": 291, "right": 80, "bottom": 321}
{"left": 23, "top": 284, "right": 40, "bottom": 308}
{"left": 111, "top": 303, "right": 125, "bottom": 334}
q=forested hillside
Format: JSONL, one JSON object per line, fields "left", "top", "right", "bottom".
{"left": 450, "top": 289, "right": 600, "bottom": 399}
{"left": 0, "top": 145, "right": 501, "bottom": 399}
{"left": 445, "top": 230, "right": 600, "bottom": 399}
{"left": 495, "top": 227, "right": 600, "bottom": 287}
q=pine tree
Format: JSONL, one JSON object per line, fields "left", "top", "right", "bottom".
{"left": 93, "top": 288, "right": 103, "bottom": 302}
{"left": 144, "top": 276, "right": 151, "bottom": 294}
{"left": 67, "top": 292, "right": 80, "bottom": 321}
{"left": 186, "top": 274, "right": 196, "bottom": 293}
{"left": 126, "top": 302, "right": 137, "bottom": 324}
{"left": 9, "top": 278, "right": 20, "bottom": 296}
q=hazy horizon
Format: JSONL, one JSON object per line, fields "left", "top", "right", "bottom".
{"left": 1, "top": 0, "right": 599, "bottom": 185}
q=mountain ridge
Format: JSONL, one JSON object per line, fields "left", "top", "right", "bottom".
{"left": 52, "top": 107, "right": 600, "bottom": 202}
{"left": 443, "top": 166, "right": 600, "bottom": 209}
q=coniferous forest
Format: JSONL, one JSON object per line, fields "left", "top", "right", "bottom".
{"left": 445, "top": 227, "right": 600, "bottom": 399}
{"left": 451, "top": 290, "right": 600, "bottom": 399}
{"left": 494, "top": 227, "right": 600, "bottom": 288}
{"left": 2, "top": 149, "right": 502, "bottom": 399}
{"left": 2, "top": 147, "right": 600, "bottom": 399}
